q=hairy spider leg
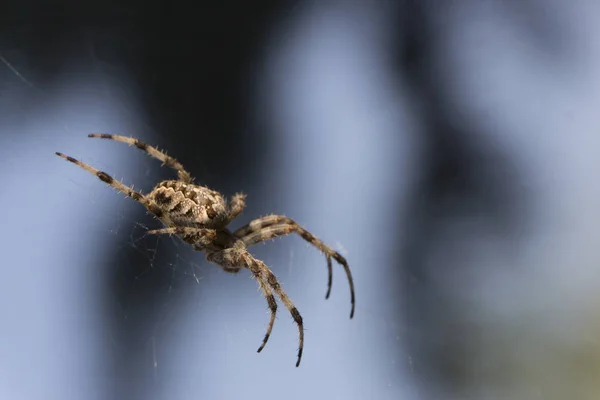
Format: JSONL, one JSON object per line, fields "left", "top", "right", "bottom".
{"left": 227, "top": 192, "right": 247, "bottom": 222}
{"left": 206, "top": 245, "right": 281, "bottom": 358}
{"left": 243, "top": 253, "right": 303, "bottom": 367}
{"left": 235, "top": 215, "right": 355, "bottom": 318}
{"left": 55, "top": 152, "right": 171, "bottom": 223}
{"left": 88, "top": 133, "right": 195, "bottom": 183}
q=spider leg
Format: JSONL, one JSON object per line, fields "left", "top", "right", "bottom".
{"left": 240, "top": 252, "right": 304, "bottom": 367}
{"left": 147, "top": 227, "right": 217, "bottom": 247}
{"left": 88, "top": 134, "right": 194, "bottom": 183}
{"left": 56, "top": 151, "right": 146, "bottom": 203}
{"left": 227, "top": 192, "right": 247, "bottom": 222}
{"left": 234, "top": 215, "right": 355, "bottom": 318}
{"left": 206, "top": 245, "right": 278, "bottom": 352}
{"left": 55, "top": 152, "right": 173, "bottom": 221}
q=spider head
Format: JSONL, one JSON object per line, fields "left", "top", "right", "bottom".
{"left": 148, "top": 180, "right": 229, "bottom": 229}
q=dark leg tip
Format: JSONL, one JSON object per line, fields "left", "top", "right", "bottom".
{"left": 325, "top": 256, "right": 333, "bottom": 300}
{"left": 89, "top": 133, "right": 111, "bottom": 139}
{"left": 56, "top": 152, "right": 76, "bottom": 163}
{"left": 257, "top": 332, "right": 270, "bottom": 353}
{"left": 296, "top": 348, "right": 303, "bottom": 367}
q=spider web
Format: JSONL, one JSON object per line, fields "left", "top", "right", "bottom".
{"left": 83, "top": 172, "right": 218, "bottom": 384}
{"left": 9, "top": 2, "right": 600, "bottom": 399}
{"left": 0, "top": 34, "right": 408, "bottom": 400}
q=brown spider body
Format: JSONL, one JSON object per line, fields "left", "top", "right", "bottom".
{"left": 56, "top": 134, "right": 355, "bottom": 367}
{"left": 148, "top": 180, "right": 230, "bottom": 229}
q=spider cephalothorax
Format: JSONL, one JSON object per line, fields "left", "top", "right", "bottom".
{"left": 56, "top": 134, "right": 355, "bottom": 367}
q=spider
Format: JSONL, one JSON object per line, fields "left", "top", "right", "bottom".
{"left": 56, "top": 134, "right": 355, "bottom": 367}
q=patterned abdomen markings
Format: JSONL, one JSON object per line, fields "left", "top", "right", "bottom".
{"left": 149, "top": 180, "right": 229, "bottom": 228}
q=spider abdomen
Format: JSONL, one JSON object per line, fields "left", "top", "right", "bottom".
{"left": 148, "top": 180, "right": 228, "bottom": 228}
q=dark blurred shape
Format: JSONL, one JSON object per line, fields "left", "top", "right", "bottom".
{"left": 1, "top": 1, "right": 292, "bottom": 398}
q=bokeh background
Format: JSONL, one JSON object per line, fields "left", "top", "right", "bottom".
{"left": 2, "top": 1, "right": 600, "bottom": 399}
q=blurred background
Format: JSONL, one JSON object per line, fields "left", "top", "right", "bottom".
{"left": 2, "top": 1, "right": 600, "bottom": 399}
